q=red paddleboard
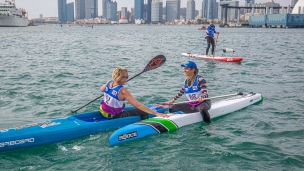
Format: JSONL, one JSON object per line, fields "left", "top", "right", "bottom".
{"left": 181, "top": 53, "right": 243, "bottom": 62}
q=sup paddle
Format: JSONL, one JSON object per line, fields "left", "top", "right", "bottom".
{"left": 71, "top": 54, "right": 167, "bottom": 113}
{"left": 213, "top": 33, "right": 219, "bottom": 59}
{"left": 161, "top": 92, "right": 244, "bottom": 106}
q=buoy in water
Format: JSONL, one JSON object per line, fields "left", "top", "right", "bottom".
{"left": 223, "top": 48, "right": 235, "bottom": 53}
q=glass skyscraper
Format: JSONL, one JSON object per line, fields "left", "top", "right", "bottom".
{"left": 67, "top": 2, "right": 74, "bottom": 22}
{"left": 144, "top": 0, "right": 152, "bottom": 23}
{"left": 58, "top": 0, "right": 67, "bottom": 24}
{"left": 134, "top": 0, "right": 144, "bottom": 20}
{"left": 102, "top": 0, "right": 111, "bottom": 18}
{"left": 151, "top": 0, "right": 163, "bottom": 23}
{"left": 75, "top": 0, "right": 85, "bottom": 20}
{"left": 107, "top": 1, "right": 117, "bottom": 21}
{"left": 75, "top": 0, "right": 98, "bottom": 20}
{"left": 166, "top": 0, "right": 180, "bottom": 22}
{"left": 121, "top": 7, "right": 128, "bottom": 19}
{"left": 186, "top": 0, "right": 195, "bottom": 20}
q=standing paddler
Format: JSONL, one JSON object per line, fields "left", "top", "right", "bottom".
{"left": 205, "top": 20, "right": 220, "bottom": 57}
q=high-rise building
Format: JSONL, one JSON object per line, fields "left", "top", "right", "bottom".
{"left": 58, "top": 0, "right": 67, "bottom": 24}
{"left": 151, "top": 0, "right": 163, "bottom": 23}
{"left": 75, "top": 0, "right": 85, "bottom": 19}
{"left": 186, "top": 0, "right": 195, "bottom": 20}
{"left": 202, "top": 0, "right": 208, "bottom": 19}
{"left": 202, "top": 0, "right": 217, "bottom": 20}
{"left": 67, "top": 2, "right": 74, "bottom": 22}
{"left": 207, "top": 0, "right": 217, "bottom": 20}
{"left": 134, "top": 0, "right": 144, "bottom": 20}
{"left": 121, "top": 7, "right": 128, "bottom": 19}
{"left": 166, "top": 0, "right": 180, "bottom": 22}
{"left": 144, "top": 0, "right": 152, "bottom": 23}
{"left": 107, "top": 1, "right": 117, "bottom": 21}
{"left": 75, "top": 0, "right": 98, "bottom": 20}
{"left": 87, "top": 0, "right": 98, "bottom": 19}
{"left": 102, "top": 0, "right": 110, "bottom": 18}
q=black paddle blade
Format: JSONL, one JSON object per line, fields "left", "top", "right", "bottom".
{"left": 142, "top": 55, "right": 166, "bottom": 72}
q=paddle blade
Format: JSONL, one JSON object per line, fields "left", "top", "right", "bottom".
{"left": 142, "top": 55, "right": 166, "bottom": 72}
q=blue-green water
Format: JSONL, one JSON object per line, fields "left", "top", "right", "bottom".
{"left": 1, "top": 25, "right": 303, "bottom": 170}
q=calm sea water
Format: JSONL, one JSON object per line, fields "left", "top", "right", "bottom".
{"left": 1, "top": 25, "right": 303, "bottom": 170}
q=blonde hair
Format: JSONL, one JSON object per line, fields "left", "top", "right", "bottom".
{"left": 186, "top": 69, "right": 199, "bottom": 87}
{"left": 112, "top": 68, "right": 128, "bottom": 82}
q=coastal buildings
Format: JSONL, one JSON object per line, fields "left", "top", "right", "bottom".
{"left": 202, "top": 0, "right": 217, "bottom": 21}
{"left": 166, "top": 0, "right": 180, "bottom": 22}
{"left": 75, "top": 0, "right": 98, "bottom": 20}
{"left": 186, "top": 0, "right": 195, "bottom": 20}
{"left": 107, "top": 1, "right": 117, "bottom": 21}
{"left": 217, "top": 0, "right": 238, "bottom": 21}
{"left": 58, "top": 0, "right": 67, "bottom": 24}
{"left": 66, "top": 2, "right": 74, "bottom": 22}
{"left": 102, "top": 0, "right": 110, "bottom": 18}
{"left": 134, "top": 0, "right": 144, "bottom": 20}
{"left": 151, "top": 0, "right": 163, "bottom": 23}
{"left": 249, "top": 0, "right": 304, "bottom": 28}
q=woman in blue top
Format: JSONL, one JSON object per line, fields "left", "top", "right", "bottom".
{"left": 168, "top": 61, "right": 212, "bottom": 124}
{"left": 206, "top": 20, "right": 220, "bottom": 57}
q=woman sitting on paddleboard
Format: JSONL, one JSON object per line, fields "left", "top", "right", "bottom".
{"left": 206, "top": 20, "right": 219, "bottom": 57}
{"left": 100, "top": 68, "right": 168, "bottom": 120}
{"left": 168, "top": 61, "right": 212, "bottom": 124}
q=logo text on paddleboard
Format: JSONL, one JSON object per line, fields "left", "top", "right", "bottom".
{"left": 0, "top": 138, "right": 35, "bottom": 148}
{"left": 118, "top": 131, "right": 138, "bottom": 141}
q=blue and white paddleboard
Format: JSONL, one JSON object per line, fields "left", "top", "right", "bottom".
{"left": 109, "top": 93, "right": 263, "bottom": 146}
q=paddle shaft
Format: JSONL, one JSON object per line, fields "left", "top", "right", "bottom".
{"left": 71, "top": 55, "right": 166, "bottom": 113}
{"left": 173, "top": 92, "right": 243, "bottom": 105}
{"left": 70, "top": 72, "right": 144, "bottom": 113}
{"left": 213, "top": 33, "right": 219, "bottom": 58}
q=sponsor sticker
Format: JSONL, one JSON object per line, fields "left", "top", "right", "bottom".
{"left": 39, "top": 122, "right": 60, "bottom": 128}
{"left": 118, "top": 131, "right": 138, "bottom": 141}
{"left": 112, "top": 90, "right": 117, "bottom": 96}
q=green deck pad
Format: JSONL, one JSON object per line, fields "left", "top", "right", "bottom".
{"left": 143, "top": 118, "right": 178, "bottom": 131}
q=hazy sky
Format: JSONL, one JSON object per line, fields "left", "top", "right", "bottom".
{"left": 12, "top": 0, "right": 291, "bottom": 19}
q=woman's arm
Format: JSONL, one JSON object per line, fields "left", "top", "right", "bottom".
{"left": 197, "top": 76, "right": 208, "bottom": 102}
{"left": 100, "top": 84, "right": 106, "bottom": 92}
{"left": 121, "top": 88, "right": 169, "bottom": 118}
{"left": 169, "top": 87, "right": 185, "bottom": 104}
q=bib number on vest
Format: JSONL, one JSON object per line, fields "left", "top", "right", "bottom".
{"left": 188, "top": 94, "right": 197, "bottom": 100}
{"left": 105, "top": 94, "right": 111, "bottom": 104}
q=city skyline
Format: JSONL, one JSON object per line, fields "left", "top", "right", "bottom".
{"left": 12, "top": 0, "right": 291, "bottom": 19}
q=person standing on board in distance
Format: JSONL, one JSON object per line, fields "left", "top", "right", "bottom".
{"left": 206, "top": 20, "right": 220, "bottom": 57}
{"left": 168, "top": 61, "right": 212, "bottom": 125}
{"left": 100, "top": 68, "right": 168, "bottom": 120}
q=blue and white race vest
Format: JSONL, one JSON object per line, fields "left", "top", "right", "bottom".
{"left": 100, "top": 80, "right": 125, "bottom": 115}
{"left": 184, "top": 75, "right": 203, "bottom": 106}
